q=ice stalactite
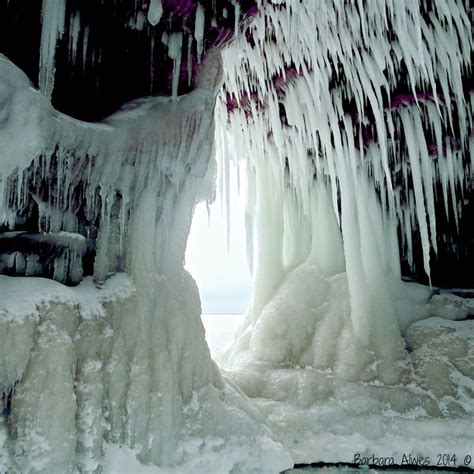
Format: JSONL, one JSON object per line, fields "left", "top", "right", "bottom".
{"left": 38, "top": 0, "right": 66, "bottom": 98}
{"left": 68, "top": 12, "right": 81, "bottom": 65}
{"left": 219, "top": 0, "right": 473, "bottom": 383}
{"left": 0, "top": 48, "right": 291, "bottom": 472}
{"left": 147, "top": 0, "right": 163, "bottom": 26}
{"left": 195, "top": 3, "right": 205, "bottom": 63}
{"left": 168, "top": 32, "right": 183, "bottom": 98}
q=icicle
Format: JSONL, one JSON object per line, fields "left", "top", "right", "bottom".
{"left": 195, "top": 4, "right": 205, "bottom": 63}
{"left": 400, "top": 109, "right": 432, "bottom": 284}
{"left": 150, "top": 36, "right": 155, "bottom": 93}
{"left": 217, "top": 0, "right": 472, "bottom": 384}
{"left": 413, "top": 109, "right": 437, "bottom": 253}
{"left": 245, "top": 162, "right": 256, "bottom": 276}
{"left": 38, "top": 0, "right": 66, "bottom": 98}
{"left": 206, "top": 201, "right": 211, "bottom": 227}
{"left": 82, "top": 26, "right": 89, "bottom": 72}
{"left": 220, "top": 129, "right": 231, "bottom": 252}
{"left": 167, "top": 32, "right": 183, "bottom": 99}
{"left": 147, "top": 0, "right": 163, "bottom": 26}
{"left": 233, "top": 1, "right": 241, "bottom": 37}
{"left": 187, "top": 35, "right": 193, "bottom": 86}
{"left": 446, "top": 142, "right": 459, "bottom": 229}
{"left": 68, "top": 12, "right": 81, "bottom": 64}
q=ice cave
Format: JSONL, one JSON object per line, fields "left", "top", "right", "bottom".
{"left": 0, "top": 0, "right": 473, "bottom": 472}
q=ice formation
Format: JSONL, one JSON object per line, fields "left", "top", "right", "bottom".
{"left": 0, "top": 0, "right": 473, "bottom": 471}
{"left": 218, "top": 0, "right": 473, "bottom": 384}
{"left": 39, "top": 0, "right": 66, "bottom": 98}
{"left": 147, "top": 0, "right": 163, "bottom": 27}
{"left": 0, "top": 47, "right": 292, "bottom": 473}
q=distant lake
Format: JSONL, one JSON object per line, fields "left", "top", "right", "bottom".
{"left": 201, "top": 313, "right": 245, "bottom": 355}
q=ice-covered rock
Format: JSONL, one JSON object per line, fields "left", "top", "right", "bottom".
{"left": 406, "top": 317, "right": 474, "bottom": 403}
{"left": 0, "top": 47, "right": 292, "bottom": 472}
{"left": 0, "top": 232, "right": 87, "bottom": 285}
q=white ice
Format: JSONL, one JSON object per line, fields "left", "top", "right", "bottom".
{"left": 1, "top": 0, "right": 473, "bottom": 472}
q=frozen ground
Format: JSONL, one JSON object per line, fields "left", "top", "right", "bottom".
{"left": 200, "top": 313, "right": 474, "bottom": 473}
{"left": 203, "top": 313, "right": 474, "bottom": 472}
{"left": 2, "top": 286, "right": 473, "bottom": 473}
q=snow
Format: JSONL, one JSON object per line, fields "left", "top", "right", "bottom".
{"left": 0, "top": 275, "right": 78, "bottom": 322}
{"left": 212, "top": 302, "right": 474, "bottom": 470}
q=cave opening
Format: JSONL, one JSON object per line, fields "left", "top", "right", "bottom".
{"left": 185, "top": 157, "right": 252, "bottom": 356}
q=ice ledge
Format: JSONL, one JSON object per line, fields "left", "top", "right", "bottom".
{"left": 0, "top": 273, "right": 135, "bottom": 323}
{"left": 0, "top": 273, "right": 135, "bottom": 396}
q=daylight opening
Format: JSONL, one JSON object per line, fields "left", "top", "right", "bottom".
{"left": 185, "top": 159, "right": 252, "bottom": 354}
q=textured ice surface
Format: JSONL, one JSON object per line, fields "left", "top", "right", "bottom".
{"left": 216, "top": 304, "right": 474, "bottom": 469}
{"left": 0, "top": 274, "right": 134, "bottom": 472}
{"left": 1, "top": 0, "right": 473, "bottom": 471}
{"left": 0, "top": 48, "right": 292, "bottom": 472}
{"left": 0, "top": 276, "right": 292, "bottom": 473}
{"left": 219, "top": 0, "right": 473, "bottom": 387}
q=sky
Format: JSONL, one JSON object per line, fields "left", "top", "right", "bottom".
{"left": 185, "top": 160, "right": 253, "bottom": 314}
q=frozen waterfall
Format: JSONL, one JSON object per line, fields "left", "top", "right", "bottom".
{"left": 218, "top": 0, "right": 473, "bottom": 385}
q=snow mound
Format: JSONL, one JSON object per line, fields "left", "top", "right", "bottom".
{"left": 219, "top": 289, "right": 474, "bottom": 469}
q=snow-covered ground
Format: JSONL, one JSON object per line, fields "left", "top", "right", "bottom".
{"left": 2, "top": 281, "right": 473, "bottom": 473}
{"left": 201, "top": 313, "right": 474, "bottom": 473}
{"left": 202, "top": 312, "right": 474, "bottom": 473}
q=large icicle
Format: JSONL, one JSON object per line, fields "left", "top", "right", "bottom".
{"left": 38, "top": 0, "right": 66, "bottom": 98}
{"left": 147, "top": 0, "right": 163, "bottom": 26}
{"left": 219, "top": 0, "right": 473, "bottom": 383}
